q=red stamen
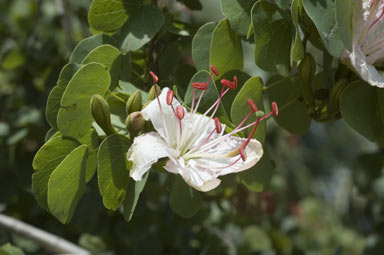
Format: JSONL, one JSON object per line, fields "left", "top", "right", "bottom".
{"left": 271, "top": 102, "right": 279, "bottom": 117}
{"left": 166, "top": 90, "right": 174, "bottom": 105}
{"left": 176, "top": 106, "right": 185, "bottom": 120}
{"left": 149, "top": 71, "right": 158, "bottom": 84}
{"left": 248, "top": 99, "right": 258, "bottom": 112}
{"left": 192, "top": 82, "right": 208, "bottom": 90}
{"left": 210, "top": 65, "right": 219, "bottom": 76}
{"left": 368, "top": 1, "right": 384, "bottom": 32}
{"left": 232, "top": 75, "right": 238, "bottom": 89}
{"left": 220, "top": 79, "right": 235, "bottom": 89}
{"left": 239, "top": 147, "right": 247, "bottom": 161}
{"left": 214, "top": 117, "right": 222, "bottom": 133}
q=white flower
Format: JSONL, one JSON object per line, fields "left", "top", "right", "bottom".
{"left": 127, "top": 71, "right": 272, "bottom": 192}
{"left": 342, "top": 0, "right": 384, "bottom": 87}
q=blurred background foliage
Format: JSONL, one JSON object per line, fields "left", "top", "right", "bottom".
{"left": 1, "top": 0, "right": 384, "bottom": 254}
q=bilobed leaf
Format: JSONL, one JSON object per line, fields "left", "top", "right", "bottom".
{"left": 303, "top": 0, "right": 344, "bottom": 57}
{"left": 192, "top": 22, "right": 216, "bottom": 71}
{"left": 239, "top": 149, "right": 275, "bottom": 192}
{"left": 57, "top": 62, "right": 82, "bottom": 87}
{"left": 184, "top": 70, "right": 227, "bottom": 118}
{"left": 120, "top": 5, "right": 164, "bottom": 52}
{"left": 124, "top": 172, "right": 148, "bottom": 221}
{"left": 46, "top": 86, "right": 65, "bottom": 130}
{"left": 340, "top": 81, "right": 384, "bottom": 146}
{"left": 231, "top": 76, "right": 266, "bottom": 143}
{"left": 336, "top": 0, "right": 353, "bottom": 52}
{"left": 78, "top": 129, "right": 99, "bottom": 182}
{"left": 97, "top": 134, "right": 132, "bottom": 210}
{"left": 32, "top": 136, "right": 78, "bottom": 211}
{"left": 57, "top": 63, "right": 110, "bottom": 139}
{"left": 69, "top": 34, "right": 117, "bottom": 64}
{"left": 88, "top": 0, "right": 142, "bottom": 32}
{"left": 169, "top": 175, "right": 203, "bottom": 218}
{"left": 47, "top": 145, "right": 88, "bottom": 223}
{"left": 266, "top": 75, "right": 311, "bottom": 135}
{"left": 221, "top": 0, "right": 256, "bottom": 36}
{"left": 210, "top": 19, "right": 243, "bottom": 77}
{"left": 252, "top": 1, "right": 292, "bottom": 75}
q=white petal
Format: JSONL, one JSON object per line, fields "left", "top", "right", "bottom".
{"left": 348, "top": 45, "right": 384, "bottom": 87}
{"left": 164, "top": 157, "right": 221, "bottom": 192}
{"left": 127, "top": 132, "right": 175, "bottom": 181}
{"left": 141, "top": 88, "right": 181, "bottom": 146}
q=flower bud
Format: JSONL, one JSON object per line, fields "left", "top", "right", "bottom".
{"left": 90, "top": 95, "right": 116, "bottom": 136}
{"left": 147, "top": 84, "right": 161, "bottom": 101}
{"left": 126, "top": 90, "right": 142, "bottom": 114}
{"left": 125, "top": 111, "right": 145, "bottom": 138}
{"left": 298, "top": 53, "right": 316, "bottom": 106}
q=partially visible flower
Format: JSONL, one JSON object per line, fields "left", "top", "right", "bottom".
{"left": 341, "top": 0, "right": 384, "bottom": 87}
{"left": 127, "top": 68, "right": 278, "bottom": 192}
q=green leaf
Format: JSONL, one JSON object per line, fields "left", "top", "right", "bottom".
{"left": 47, "top": 145, "right": 88, "bottom": 223}
{"left": 291, "top": 0, "right": 305, "bottom": 62}
{"left": 57, "top": 63, "right": 110, "bottom": 139}
{"left": 184, "top": 70, "right": 227, "bottom": 117}
{"left": 78, "top": 129, "right": 99, "bottom": 182}
{"left": 336, "top": 0, "right": 353, "bottom": 52}
{"left": 1, "top": 48, "right": 25, "bottom": 70}
{"left": 274, "top": 0, "right": 290, "bottom": 10}
{"left": 88, "top": 0, "right": 137, "bottom": 32}
{"left": 340, "top": 81, "right": 384, "bottom": 146}
{"left": 239, "top": 149, "right": 275, "bottom": 192}
{"left": 81, "top": 44, "right": 122, "bottom": 90}
{"left": 221, "top": 0, "right": 256, "bottom": 36}
{"left": 169, "top": 175, "right": 203, "bottom": 218}
{"left": 231, "top": 76, "right": 266, "bottom": 143}
{"left": 124, "top": 172, "right": 149, "bottom": 221}
{"left": 32, "top": 136, "right": 78, "bottom": 211}
{"left": 192, "top": 22, "right": 216, "bottom": 71}
{"left": 69, "top": 34, "right": 117, "bottom": 64}
{"left": 210, "top": 19, "right": 243, "bottom": 77}
{"left": 46, "top": 86, "right": 65, "bottom": 130}
{"left": 266, "top": 75, "right": 311, "bottom": 135}
{"left": 0, "top": 243, "right": 24, "bottom": 255}
{"left": 120, "top": 5, "right": 164, "bottom": 52}
{"left": 303, "top": 0, "right": 344, "bottom": 57}
{"left": 57, "top": 62, "right": 82, "bottom": 87}
{"left": 82, "top": 44, "right": 121, "bottom": 71}
{"left": 252, "top": 1, "right": 292, "bottom": 74}
{"left": 98, "top": 134, "right": 132, "bottom": 210}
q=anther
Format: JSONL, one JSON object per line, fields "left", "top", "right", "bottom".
{"left": 149, "top": 71, "right": 158, "bottom": 84}
{"left": 176, "top": 106, "right": 185, "bottom": 120}
{"left": 210, "top": 65, "right": 219, "bottom": 77}
{"left": 220, "top": 79, "right": 234, "bottom": 89}
{"left": 214, "top": 117, "right": 222, "bottom": 133}
{"left": 192, "top": 82, "right": 208, "bottom": 90}
{"left": 166, "top": 90, "right": 174, "bottom": 105}
{"left": 271, "top": 102, "right": 279, "bottom": 117}
{"left": 232, "top": 75, "right": 238, "bottom": 89}
{"left": 248, "top": 99, "right": 258, "bottom": 112}
{"left": 239, "top": 147, "right": 247, "bottom": 161}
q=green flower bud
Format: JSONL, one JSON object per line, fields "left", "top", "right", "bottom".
{"left": 147, "top": 84, "right": 161, "bottom": 102}
{"left": 125, "top": 111, "right": 145, "bottom": 138}
{"left": 126, "top": 90, "right": 142, "bottom": 114}
{"left": 298, "top": 53, "right": 316, "bottom": 106}
{"left": 90, "top": 95, "right": 116, "bottom": 136}
{"left": 256, "top": 110, "right": 265, "bottom": 118}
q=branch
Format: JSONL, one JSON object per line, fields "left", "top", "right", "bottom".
{"left": 0, "top": 214, "right": 90, "bottom": 254}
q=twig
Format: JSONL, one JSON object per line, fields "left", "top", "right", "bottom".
{"left": 0, "top": 214, "right": 90, "bottom": 254}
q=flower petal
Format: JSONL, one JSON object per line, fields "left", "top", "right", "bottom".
{"left": 127, "top": 132, "right": 176, "bottom": 181}
{"left": 164, "top": 158, "right": 221, "bottom": 192}
{"left": 347, "top": 45, "right": 384, "bottom": 87}
{"left": 141, "top": 88, "right": 181, "bottom": 146}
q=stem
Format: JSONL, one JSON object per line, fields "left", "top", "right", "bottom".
{"left": 0, "top": 214, "right": 90, "bottom": 254}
